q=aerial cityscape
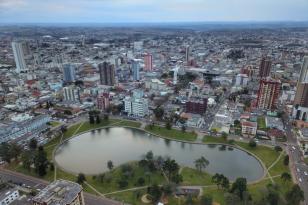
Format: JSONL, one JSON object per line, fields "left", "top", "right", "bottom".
{"left": 0, "top": 0, "right": 308, "bottom": 205}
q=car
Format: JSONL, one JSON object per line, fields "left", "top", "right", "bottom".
{"left": 299, "top": 178, "right": 302, "bottom": 183}
{"left": 304, "top": 171, "right": 308, "bottom": 176}
{"left": 297, "top": 168, "right": 300, "bottom": 172}
{"left": 292, "top": 146, "right": 296, "bottom": 150}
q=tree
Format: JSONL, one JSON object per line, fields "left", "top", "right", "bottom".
{"left": 230, "top": 177, "right": 247, "bottom": 200}
{"left": 224, "top": 193, "right": 242, "bottom": 205}
{"left": 147, "top": 184, "right": 162, "bottom": 203}
{"left": 200, "top": 195, "right": 213, "bottom": 205}
{"left": 154, "top": 107, "right": 164, "bottom": 120}
{"left": 274, "top": 146, "right": 282, "bottom": 152}
{"left": 104, "top": 114, "right": 109, "bottom": 121}
{"left": 34, "top": 146, "right": 49, "bottom": 177}
{"left": 0, "top": 142, "right": 11, "bottom": 163}
{"left": 283, "top": 155, "right": 289, "bottom": 166}
{"left": 222, "top": 132, "right": 228, "bottom": 141}
{"left": 136, "top": 177, "right": 145, "bottom": 186}
{"left": 8, "top": 143, "right": 22, "bottom": 160}
{"left": 181, "top": 125, "right": 186, "bottom": 133}
{"left": 248, "top": 139, "right": 257, "bottom": 148}
{"left": 212, "top": 173, "right": 229, "bottom": 190}
{"left": 118, "top": 178, "right": 128, "bottom": 188}
{"left": 162, "top": 159, "right": 179, "bottom": 181}
{"left": 21, "top": 151, "right": 32, "bottom": 171}
{"left": 96, "top": 115, "right": 101, "bottom": 124}
{"left": 281, "top": 172, "right": 291, "bottom": 182}
{"left": 29, "top": 138, "right": 38, "bottom": 150}
{"left": 145, "top": 151, "right": 154, "bottom": 161}
{"left": 107, "top": 160, "right": 114, "bottom": 171}
{"left": 286, "top": 185, "right": 304, "bottom": 205}
{"left": 76, "top": 173, "right": 86, "bottom": 184}
{"left": 165, "top": 121, "right": 171, "bottom": 130}
{"left": 89, "top": 114, "right": 95, "bottom": 124}
{"left": 194, "top": 156, "right": 210, "bottom": 172}
{"left": 171, "top": 173, "right": 183, "bottom": 184}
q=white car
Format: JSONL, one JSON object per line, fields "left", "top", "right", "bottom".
{"left": 297, "top": 168, "right": 300, "bottom": 172}
{"left": 299, "top": 178, "right": 302, "bottom": 183}
{"left": 304, "top": 171, "right": 308, "bottom": 176}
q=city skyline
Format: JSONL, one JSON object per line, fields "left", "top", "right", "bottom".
{"left": 1, "top": 0, "right": 308, "bottom": 23}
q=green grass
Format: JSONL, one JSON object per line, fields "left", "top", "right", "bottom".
{"left": 268, "top": 153, "right": 289, "bottom": 176}
{"left": 181, "top": 167, "right": 213, "bottom": 186}
{"left": 114, "top": 120, "right": 142, "bottom": 128}
{"left": 235, "top": 141, "right": 279, "bottom": 168}
{"left": 85, "top": 162, "right": 166, "bottom": 193}
{"left": 257, "top": 117, "right": 266, "bottom": 130}
{"left": 107, "top": 190, "right": 147, "bottom": 205}
{"left": 203, "top": 135, "right": 230, "bottom": 144}
{"left": 304, "top": 157, "right": 308, "bottom": 165}
{"left": 203, "top": 187, "right": 226, "bottom": 205}
{"left": 49, "top": 121, "right": 61, "bottom": 127}
{"left": 145, "top": 125, "right": 197, "bottom": 141}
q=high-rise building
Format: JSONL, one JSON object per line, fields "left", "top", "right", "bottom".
{"left": 257, "top": 77, "right": 281, "bottom": 110}
{"left": 235, "top": 74, "right": 249, "bottom": 87}
{"left": 124, "top": 90, "right": 148, "bottom": 117}
{"left": 97, "top": 92, "right": 110, "bottom": 111}
{"left": 12, "top": 42, "right": 27, "bottom": 73}
{"left": 292, "top": 56, "right": 308, "bottom": 123}
{"left": 32, "top": 180, "right": 85, "bottom": 205}
{"left": 185, "top": 45, "right": 190, "bottom": 63}
{"left": 99, "top": 62, "right": 115, "bottom": 86}
{"left": 185, "top": 98, "right": 208, "bottom": 114}
{"left": 132, "top": 59, "right": 140, "bottom": 81}
{"left": 259, "top": 57, "right": 272, "bottom": 78}
{"left": 63, "top": 64, "right": 76, "bottom": 82}
{"left": 63, "top": 86, "right": 80, "bottom": 103}
{"left": 294, "top": 56, "right": 308, "bottom": 107}
{"left": 144, "top": 53, "right": 153, "bottom": 71}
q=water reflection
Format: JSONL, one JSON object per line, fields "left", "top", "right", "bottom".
{"left": 55, "top": 127, "right": 264, "bottom": 181}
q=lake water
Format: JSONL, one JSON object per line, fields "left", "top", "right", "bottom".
{"left": 54, "top": 127, "right": 264, "bottom": 182}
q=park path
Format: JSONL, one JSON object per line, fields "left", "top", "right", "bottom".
{"left": 54, "top": 121, "right": 85, "bottom": 181}
{"left": 265, "top": 150, "right": 285, "bottom": 184}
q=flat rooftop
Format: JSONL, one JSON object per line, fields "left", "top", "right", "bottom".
{"left": 32, "top": 180, "right": 82, "bottom": 205}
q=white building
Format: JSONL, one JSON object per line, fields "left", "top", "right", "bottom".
{"left": 0, "top": 188, "right": 19, "bottom": 205}
{"left": 186, "top": 114, "right": 205, "bottom": 128}
{"left": 145, "top": 79, "right": 167, "bottom": 92}
{"left": 235, "top": 74, "right": 248, "bottom": 87}
{"left": 124, "top": 96, "right": 149, "bottom": 117}
{"left": 12, "top": 42, "right": 27, "bottom": 73}
{"left": 63, "top": 86, "right": 80, "bottom": 102}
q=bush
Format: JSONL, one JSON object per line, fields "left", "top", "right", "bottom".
{"left": 136, "top": 177, "right": 145, "bottom": 186}
{"left": 248, "top": 140, "right": 257, "bottom": 148}
{"left": 274, "top": 146, "right": 283, "bottom": 152}
{"left": 118, "top": 179, "right": 128, "bottom": 188}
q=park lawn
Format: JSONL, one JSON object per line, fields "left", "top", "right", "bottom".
{"left": 181, "top": 167, "right": 213, "bottom": 186}
{"left": 145, "top": 125, "right": 197, "bottom": 142}
{"left": 257, "top": 117, "right": 266, "bottom": 130}
{"left": 203, "top": 187, "right": 226, "bottom": 205}
{"left": 49, "top": 121, "right": 61, "bottom": 127}
{"left": 107, "top": 190, "right": 147, "bottom": 205}
{"left": 202, "top": 135, "right": 230, "bottom": 144}
{"left": 78, "top": 119, "right": 120, "bottom": 133}
{"left": 248, "top": 178, "right": 272, "bottom": 202}
{"left": 85, "top": 162, "right": 166, "bottom": 194}
{"left": 268, "top": 153, "right": 290, "bottom": 176}
{"left": 305, "top": 157, "right": 308, "bottom": 165}
{"left": 114, "top": 120, "right": 142, "bottom": 128}
{"left": 235, "top": 141, "right": 279, "bottom": 168}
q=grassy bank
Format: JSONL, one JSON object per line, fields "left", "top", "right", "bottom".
{"left": 145, "top": 125, "right": 197, "bottom": 141}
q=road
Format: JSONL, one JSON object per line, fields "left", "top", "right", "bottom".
{"left": 0, "top": 169, "right": 122, "bottom": 205}
{"left": 284, "top": 120, "right": 308, "bottom": 205}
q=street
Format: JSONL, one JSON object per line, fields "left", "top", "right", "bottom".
{"left": 0, "top": 169, "right": 122, "bottom": 205}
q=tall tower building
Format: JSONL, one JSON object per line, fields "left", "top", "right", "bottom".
{"left": 185, "top": 45, "right": 190, "bottom": 63}
{"left": 99, "top": 62, "right": 115, "bottom": 86}
{"left": 294, "top": 56, "right": 308, "bottom": 107}
{"left": 257, "top": 77, "right": 281, "bottom": 110}
{"left": 63, "top": 86, "right": 80, "bottom": 103}
{"left": 144, "top": 53, "right": 153, "bottom": 71}
{"left": 132, "top": 59, "right": 140, "bottom": 81}
{"left": 259, "top": 57, "right": 272, "bottom": 78}
{"left": 12, "top": 42, "right": 27, "bottom": 73}
{"left": 63, "top": 64, "right": 76, "bottom": 83}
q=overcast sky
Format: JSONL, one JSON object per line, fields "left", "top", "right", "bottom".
{"left": 0, "top": 0, "right": 308, "bottom": 23}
